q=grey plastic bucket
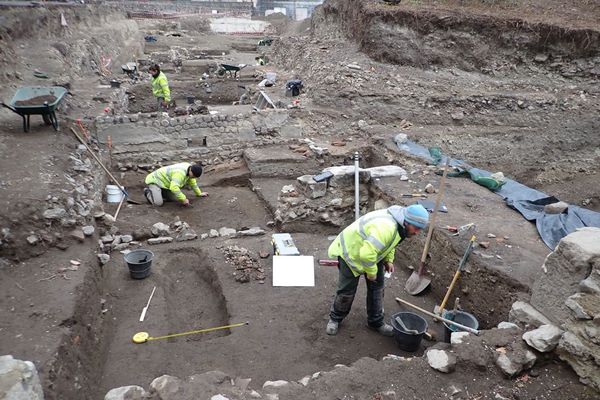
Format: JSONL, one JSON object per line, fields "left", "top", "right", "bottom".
{"left": 390, "top": 312, "right": 428, "bottom": 352}
{"left": 124, "top": 249, "right": 153, "bottom": 279}
{"left": 442, "top": 310, "right": 479, "bottom": 343}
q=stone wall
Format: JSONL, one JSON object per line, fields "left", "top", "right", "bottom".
{"left": 105, "top": 0, "right": 253, "bottom": 15}
{"left": 94, "top": 109, "right": 303, "bottom": 164}
{"left": 274, "top": 165, "right": 407, "bottom": 229}
{"left": 509, "top": 227, "right": 600, "bottom": 391}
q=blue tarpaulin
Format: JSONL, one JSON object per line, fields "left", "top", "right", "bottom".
{"left": 396, "top": 140, "right": 600, "bottom": 249}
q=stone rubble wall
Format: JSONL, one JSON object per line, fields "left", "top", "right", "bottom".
{"left": 509, "top": 227, "right": 600, "bottom": 391}
{"left": 94, "top": 109, "right": 303, "bottom": 165}
{"left": 275, "top": 165, "right": 407, "bottom": 228}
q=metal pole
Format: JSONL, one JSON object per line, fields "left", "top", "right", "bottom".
{"left": 354, "top": 151, "right": 360, "bottom": 220}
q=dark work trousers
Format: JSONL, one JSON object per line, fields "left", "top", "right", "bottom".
{"left": 329, "top": 256, "right": 385, "bottom": 328}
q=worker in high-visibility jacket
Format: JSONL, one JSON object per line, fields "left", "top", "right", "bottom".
{"left": 325, "top": 204, "right": 429, "bottom": 336}
{"left": 144, "top": 162, "right": 207, "bottom": 207}
{"left": 148, "top": 64, "right": 171, "bottom": 111}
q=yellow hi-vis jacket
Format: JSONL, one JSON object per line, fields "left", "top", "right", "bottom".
{"left": 144, "top": 163, "right": 202, "bottom": 202}
{"left": 151, "top": 71, "right": 171, "bottom": 102}
{"left": 328, "top": 209, "right": 403, "bottom": 279}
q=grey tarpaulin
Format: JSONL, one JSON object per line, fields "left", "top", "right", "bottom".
{"left": 395, "top": 139, "right": 600, "bottom": 249}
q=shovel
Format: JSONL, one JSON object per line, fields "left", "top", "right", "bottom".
{"left": 405, "top": 161, "right": 449, "bottom": 295}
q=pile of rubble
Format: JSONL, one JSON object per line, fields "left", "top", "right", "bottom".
{"left": 223, "top": 245, "right": 266, "bottom": 284}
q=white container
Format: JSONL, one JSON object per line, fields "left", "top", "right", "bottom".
{"left": 106, "top": 185, "right": 125, "bottom": 203}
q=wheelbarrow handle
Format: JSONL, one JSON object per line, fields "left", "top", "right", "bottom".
{"left": 2, "top": 102, "right": 18, "bottom": 114}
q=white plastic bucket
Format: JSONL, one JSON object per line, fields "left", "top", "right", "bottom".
{"left": 106, "top": 185, "right": 125, "bottom": 203}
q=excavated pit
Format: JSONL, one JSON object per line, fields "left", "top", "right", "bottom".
{"left": 47, "top": 145, "right": 548, "bottom": 399}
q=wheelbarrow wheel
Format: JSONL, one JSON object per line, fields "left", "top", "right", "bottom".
{"left": 42, "top": 114, "right": 52, "bottom": 125}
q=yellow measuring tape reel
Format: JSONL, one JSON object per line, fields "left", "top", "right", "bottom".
{"left": 132, "top": 322, "right": 249, "bottom": 344}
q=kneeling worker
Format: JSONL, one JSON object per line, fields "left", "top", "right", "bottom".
{"left": 144, "top": 162, "right": 207, "bottom": 207}
{"left": 326, "top": 204, "right": 429, "bottom": 336}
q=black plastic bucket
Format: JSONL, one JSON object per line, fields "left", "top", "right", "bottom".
{"left": 442, "top": 310, "right": 479, "bottom": 343}
{"left": 186, "top": 95, "right": 196, "bottom": 104}
{"left": 124, "top": 249, "right": 153, "bottom": 279}
{"left": 390, "top": 312, "right": 428, "bottom": 352}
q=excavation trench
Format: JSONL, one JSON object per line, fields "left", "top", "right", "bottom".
{"left": 47, "top": 146, "right": 539, "bottom": 399}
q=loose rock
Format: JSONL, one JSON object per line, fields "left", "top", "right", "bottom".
{"left": 104, "top": 385, "right": 147, "bottom": 400}
{"left": 26, "top": 235, "right": 39, "bottom": 245}
{"left": 544, "top": 201, "right": 569, "bottom": 214}
{"left": 450, "top": 331, "right": 470, "bottom": 344}
{"left": 219, "top": 227, "right": 237, "bottom": 237}
{"left": 149, "top": 375, "right": 182, "bottom": 398}
{"left": 426, "top": 349, "right": 456, "bottom": 373}
{"left": 70, "top": 230, "right": 85, "bottom": 242}
{"left": 522, "top": 324, "right": 563, "bottom": 352}
{"left": 151, "top": 222, "right": 170, "bottom": 237}
{"left": 43, "top": 208, "right": 67, "bottom": 220}
{"left": 176, "top": 228, "right": 198, "bottom": 242}
{"left": 237, "top": 227, "right": 265, "bottom": 236}
{"left": 497, "top": 321, "right": 519, "bottom": 330}
{"left": 83, "top": 226, "right": 95, "bottom": 236}
{"left": 120, "top": 235, "right": 133, "bottom": 243}
{"left": 263, "top": 380, "right": 289, "bottom": 389}
{"left": 495, "top": 347, "right": 536, "bottom": 377}
{"left": 148, "top": 237, "right": 174, "bottom": 245}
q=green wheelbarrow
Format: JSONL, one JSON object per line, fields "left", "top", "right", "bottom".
{"left": 2, "top": 86, "right": 68, "bottom": 132}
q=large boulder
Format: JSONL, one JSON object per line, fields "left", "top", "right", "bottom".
{"left": 531, "top": 227, "right": 600, "bottom": 323}
{"left": 0, "top": 355, "right": 44, "bottom": 400}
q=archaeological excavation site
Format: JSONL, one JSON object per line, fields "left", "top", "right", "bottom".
{"left": 0, "top": 0, "right": 599, "bottom": 399}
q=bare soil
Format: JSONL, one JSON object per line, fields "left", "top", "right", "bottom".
{"left": 0, "top": 1, "right": 599, "bottom": 399}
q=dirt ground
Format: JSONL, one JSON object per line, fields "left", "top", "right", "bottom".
{"left": 0, "top": 1, "right": 599, "bottom": 399}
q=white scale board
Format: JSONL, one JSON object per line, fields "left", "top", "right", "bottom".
{"left": 272, "top": 256, "right": 315, "bottom": 287}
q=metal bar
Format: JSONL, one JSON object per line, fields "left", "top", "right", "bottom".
{"left": 395, "top": 297, "right": 480, "bottom": 335}
{"left": 354, "top": 151, "right": 359, "bottom": 220}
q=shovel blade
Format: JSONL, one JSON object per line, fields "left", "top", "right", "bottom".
{"left": 405, "top": 271, "right": 431, "bottom": 295}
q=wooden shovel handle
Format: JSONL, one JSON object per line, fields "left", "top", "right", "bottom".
{"left": 417, "top": 161, "right": 449, "bottom": 275}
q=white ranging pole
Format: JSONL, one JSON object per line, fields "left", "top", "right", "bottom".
{"left": 354, "top": 151, "right": 360, "bottom": 220}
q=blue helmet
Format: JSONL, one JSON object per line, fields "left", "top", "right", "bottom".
{"left": 404, "top": 204, "right": 429, "bottom": 229}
